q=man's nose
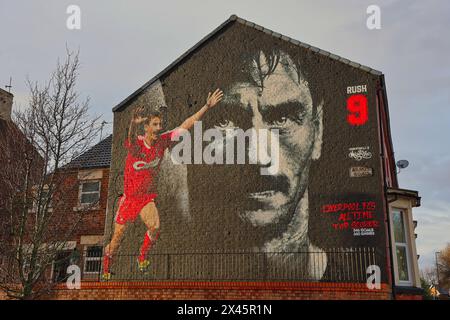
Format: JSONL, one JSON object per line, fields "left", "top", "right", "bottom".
{"left": 250, "top": 129, "right": 276, "bottom": 166}
{"left": 248, "top": 114, "right": 275, "bottom": 167}
{"left": 251, "top": 109, "right": 268, "bottom": 131}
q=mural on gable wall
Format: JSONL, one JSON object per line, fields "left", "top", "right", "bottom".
{"left": 103, "top": 27, "right": 388, "bottom": 283}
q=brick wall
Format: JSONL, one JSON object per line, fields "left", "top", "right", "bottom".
{"left": 0, "top": 88, "right": 13, "bottom": 121}
{"left": 395, "top": 294, "right": 423, "bottom": 300}
{"left": 44, "top": 281, "right": 392, "bottom": 300}
{"left": 2, "top": 282, "right": 427, "bottom": 300}
{"left": 46, "top": 167, "right": 110, "bottom": 241}
{"left": 74, "top": 168, "right": 110, "bottom": 239}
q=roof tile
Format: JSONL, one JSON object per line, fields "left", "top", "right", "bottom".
{"left": 65, "top": 135, "right": 112, "bottom": 169}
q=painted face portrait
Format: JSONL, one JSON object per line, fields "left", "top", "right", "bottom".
{"left": 226, "top": 50, "right": 322, "bottom": 227}
{"left": 190, "top": 50, "right": 323, "bottom": 254}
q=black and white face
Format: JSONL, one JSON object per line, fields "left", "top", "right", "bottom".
{"left": 205, "top": 51, "right": 323, "bottom": 232}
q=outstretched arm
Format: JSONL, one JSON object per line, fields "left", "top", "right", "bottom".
{"left": 128, "top": 106, "right": 147, "bottom": 144}
{"left": 178, "top": 89, "right": 223, "bottom": 131}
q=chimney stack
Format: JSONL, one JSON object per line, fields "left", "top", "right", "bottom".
{"left": 0, "top": 88, "right": 13, "bottom": 121}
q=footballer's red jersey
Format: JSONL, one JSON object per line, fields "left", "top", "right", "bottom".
{"left": 123, "top": 131, "right": 177, "bottom": 197}
{"left": 114, "top": 129, "right": 180, "bottom": 225}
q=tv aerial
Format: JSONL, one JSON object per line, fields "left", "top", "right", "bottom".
{"left": 99, "top": 120, "right": 111, "bottom": 141}
{"left": 396, "top": 159, "right": 409, "bottom": 174}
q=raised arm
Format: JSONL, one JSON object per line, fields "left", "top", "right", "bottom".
{"left": 128, "top": 106, "right": 148, "bottom": 144}
{"left": 179, "top": 89, "right": 223, "bottom": 131}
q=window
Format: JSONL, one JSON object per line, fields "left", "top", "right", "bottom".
{"left": 52, "top": 251, "right": 72, "bottom": 283}
{"left": 83, "top": 246, "right": 102, "bottom": 275}
{"left": 392, "top": 209, "right": 412, "bottom": 285}
{"left": 30, "top": 186, "right": 53, "bottom": 212}
{"left": 79, "top": 181, "right": 100, "bottom": 206}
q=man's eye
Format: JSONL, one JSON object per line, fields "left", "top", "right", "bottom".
{"left": 271, "top": 117, "right": 288, "bottom": 126}
{"left": 215, "top": 119, "right": 235, "bottom": 129}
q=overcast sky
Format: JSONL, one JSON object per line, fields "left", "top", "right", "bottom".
{"left": 1, "top": 0, "right": 449, "bottom": 271}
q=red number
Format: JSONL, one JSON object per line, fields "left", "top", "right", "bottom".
{"left": 347, "top": 94, "right": 368, "bottom": 126}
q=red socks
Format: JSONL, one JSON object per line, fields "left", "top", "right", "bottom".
{"left": 139, "top": 230, "right": 160, "bottom": 262}
{"left": 103, "top": 229, "right": 161, "bottom": 272}
{"left": 103, "top": 253, "right": 112, "bottom": 274}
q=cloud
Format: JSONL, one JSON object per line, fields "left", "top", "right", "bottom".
{"left": 414, "top": 203, "right": 450, "bottom": 269}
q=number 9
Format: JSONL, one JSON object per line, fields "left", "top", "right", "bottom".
{"left": 347, "top": 94, "right": 368, "bottom": 126}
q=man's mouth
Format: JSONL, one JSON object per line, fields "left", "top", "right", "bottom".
{"left": 244, "top": 175, "right": 290, "bottom": 205}
{"left": 242, "top": 188, "right": 292, "bottom": 226}
{"left": 248, "top": 190, "right": 277, "bottom": 199}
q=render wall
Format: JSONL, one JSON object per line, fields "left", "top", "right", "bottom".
{"left": 105, "top": 22, "right": 389, "bottom": 283}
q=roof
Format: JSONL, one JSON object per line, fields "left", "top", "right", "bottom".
{"left": 113, "top": 14, "right": 383, "bottom": 113}
{"left": 65, "top": 135, "right": 112, "bottom": 169}
{"left": 387, "top": 187, "right": 421, "bottom": 207}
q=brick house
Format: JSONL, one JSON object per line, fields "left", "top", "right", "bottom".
{"left": 0, "top": 88, "right": 17, "bottom": 250}
{"left": 0, "top": 88, "right": 113, "bottom": 294}
{"left": 48, "top": 135, "right": 113, "bottom": 282}
{"left": 0, "top": 88, "right": 44, "bottom": 278}
{"left": 49, "top": 15, "right": 422, "bottom": 300}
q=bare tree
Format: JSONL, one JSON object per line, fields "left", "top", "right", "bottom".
{"left": 0, "top": 48, "right": 101, "bottom": 299}
{"left": 421, "top": 266, "right": 438, "bottom": 287}
{"left": 437, "top": 243, "right": 450, "bottom": 290}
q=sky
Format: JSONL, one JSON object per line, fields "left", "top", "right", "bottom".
{"left": 1, "top": 0, "right": 449, "bottom": 271}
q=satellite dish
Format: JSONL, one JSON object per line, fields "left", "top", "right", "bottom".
{"left": 396, "top": 160, "right": 409, "bottom": 169}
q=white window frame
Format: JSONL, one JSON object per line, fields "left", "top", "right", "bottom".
{"left": 50, "top": 250, "right": 73, "bottom": 283}
{"left": 48, "top": 241, "right": 77, "bottom": 282}
{"left": 77, "top": 180, "right": 101, "bottom": 209}
{"left": 391, "top": 208, "right": 413, "bottom": 286}
{"left": 82, "top": 245, "right": 103, "bottom": 275}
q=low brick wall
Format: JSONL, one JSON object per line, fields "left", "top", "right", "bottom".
{"left": 395, "top": 294, "right": 423, "bottom": 300}
{"left": 43, "top": 281, "right": 392, "bottom": 300}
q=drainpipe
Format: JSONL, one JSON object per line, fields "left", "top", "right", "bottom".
{"left": 376, "top": 75, "right": 397, "bottom": 300}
